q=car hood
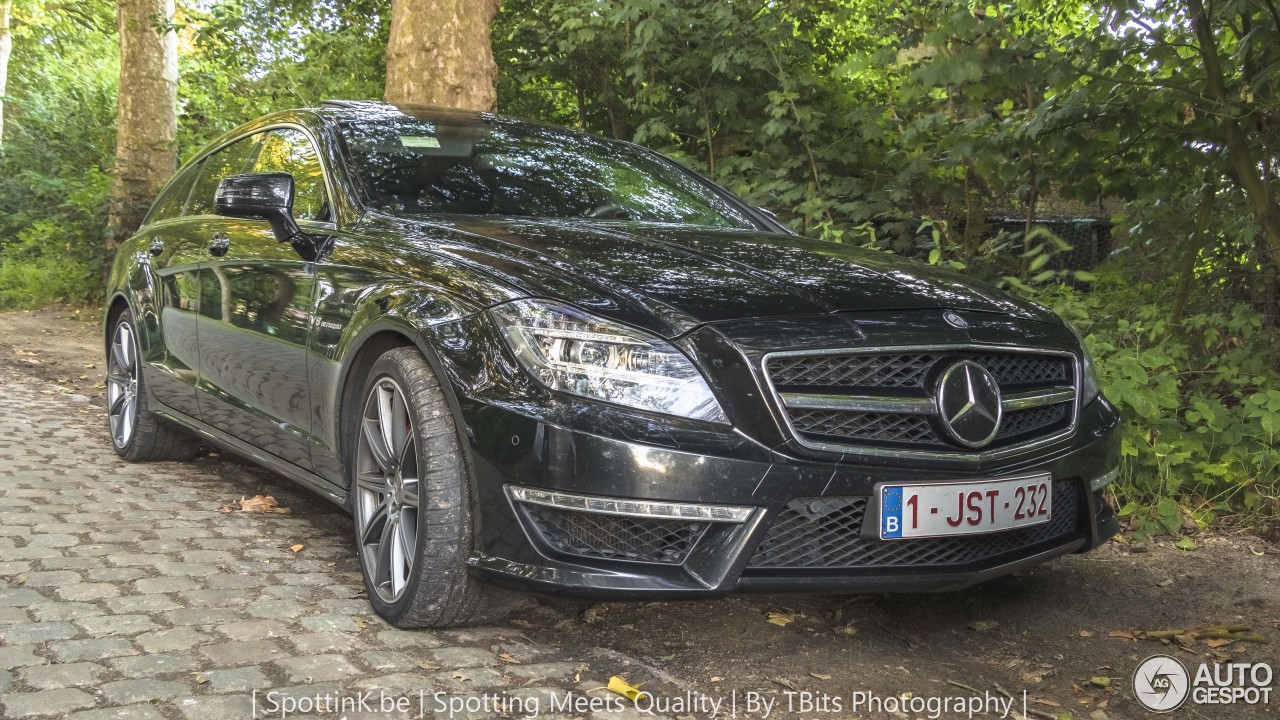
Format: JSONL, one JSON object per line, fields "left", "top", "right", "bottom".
{"left": 368, "top": 214, "right": 1058, "bottom": 337}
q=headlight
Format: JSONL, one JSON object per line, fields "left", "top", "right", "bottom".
{"left": 1067, "top": 323, "right": 1101, "bottom": 405}
{"left": 492, "top": 299, "right": 729, "bottom": 423}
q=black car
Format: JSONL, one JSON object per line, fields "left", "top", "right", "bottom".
{"left": 104, "top": 102, "right": 1121, "bottom": 627}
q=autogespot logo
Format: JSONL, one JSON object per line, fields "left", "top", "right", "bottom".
{"left": 1133, "top": 655, "right": 1191, "bottom": 713}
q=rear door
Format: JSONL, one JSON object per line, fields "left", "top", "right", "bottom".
{"left": 192, "top": 127, "right": 331, "bottom": 470}
{"left": 138, "top": 160, "right": 206, "bottom": 419}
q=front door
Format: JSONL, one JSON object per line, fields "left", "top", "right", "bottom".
{"left": 191, "top": 127, "right": 333, "bottom": 470}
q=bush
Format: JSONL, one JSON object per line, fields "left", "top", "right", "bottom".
{"left": 1029, "top": 270, "right": 1280, "bottom": 537}
{"left": 0, "top": 221, "right": 100, "bottom": 309}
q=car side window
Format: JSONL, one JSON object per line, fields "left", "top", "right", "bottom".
{"left": 253, "top": 129, "right": 330, "bottom": 222}
{"left": 186, "top": 134, "right": 265, "bottom": 217}
{"left": 144, "top": 163, "right": 200, "bottom": 225}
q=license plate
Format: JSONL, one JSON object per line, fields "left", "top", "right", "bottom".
{"left": 879, "top": 473, "right": 1052, "bottom": 540}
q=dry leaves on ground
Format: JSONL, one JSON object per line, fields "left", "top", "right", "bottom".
{"left": 219, "top": 495, "right": 292, "bottom": 514}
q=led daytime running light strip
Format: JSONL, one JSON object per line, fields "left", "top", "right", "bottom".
{"left": 509, "top": 486, "right": 754, "bottom": 523}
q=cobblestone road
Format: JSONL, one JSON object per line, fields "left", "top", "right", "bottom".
{"left": 0, "top": 366, "right": 669, "bottom": 720}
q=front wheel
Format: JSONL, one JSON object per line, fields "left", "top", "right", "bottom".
{"left": 105, "top": 309, "right": 199, "bottom": 462}
{"left": 351, "top": 347, "right": 514, "bottom": 627}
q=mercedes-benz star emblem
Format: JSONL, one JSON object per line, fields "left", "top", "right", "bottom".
{"left": 943, "top": 310, "right": 968, "bottom": 329}
{"left": 936, "top": 361, "right": 1002, "bottom": 448}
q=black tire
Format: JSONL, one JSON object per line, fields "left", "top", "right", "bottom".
{"left": 106, "top": 309, "right": 201, "bottom": 463}
{"left": 350, "top": 346, "right": 515, "bottom": 628}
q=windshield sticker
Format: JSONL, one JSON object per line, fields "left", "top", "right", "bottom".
{"left": 400, "top": 135, "right": 441, "bottom": 149}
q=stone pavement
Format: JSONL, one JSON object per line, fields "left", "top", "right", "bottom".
{"left": 0, "top": 366, "right": 672, "bottom": 720}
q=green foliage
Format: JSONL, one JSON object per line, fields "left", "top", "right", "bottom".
{"left": 0, "top": 221, "right": 99, "bottom": 308}
{"left": 1029, "top": 269, "right": 1280, "bottom": 537}
{"left": 0, "top": 2, "right": 117, "bottom": 306}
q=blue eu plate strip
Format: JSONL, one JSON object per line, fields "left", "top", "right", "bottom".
{"left": 881, "top": 486, "right": 903, "bottom": 538}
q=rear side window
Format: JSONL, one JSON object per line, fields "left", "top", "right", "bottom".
{"left": 253, "top": 129, "right": 330, "bottom": 222}
{"left": 144, "top": 164, "right": 199, "bottom": 225}
{"left": 186, "top": 134, "right": 264, "bottom": 217}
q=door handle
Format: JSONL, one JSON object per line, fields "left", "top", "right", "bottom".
{"left": 209, "top": 233, "right": 230, "bottom": 257}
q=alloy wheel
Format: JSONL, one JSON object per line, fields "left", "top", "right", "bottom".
{"left": 106, "top": 321, "right": 139, "bottom": 449}
{"left": 355, "top": 376, "right": 420, "bottom": 603}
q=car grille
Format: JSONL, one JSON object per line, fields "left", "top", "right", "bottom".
{"left": 747, "top": 479, "right": 1079, "bottom": 569}
{"left": 766, "top": 348, "right": 1076, "bottom": 455}
{"left": 522, "top": 504, "right": 708, "bottom": 564}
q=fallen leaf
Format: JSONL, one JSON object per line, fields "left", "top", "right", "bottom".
{"left": 233, "top": 495, "right": 291, "bottom": 514}
{"left": 352, "top": 616, "right": 368, "bottom": 629}
{"left": 770, "top": 677, "right": 799, "bottom": 691}
{"left": 608, "top": 676, "right": 647, "bottom": 703}
{"left": 289, "top": 544, "right": 304, "bottom": 553}
{"left": 1078, "top": 630, "right": 1093, "bottom": 638}
{"left": 968, "top": 620, "right": 999, "bottom": 632}
{"left": 1156, "top": 578, "right": 1174, "bottom": 588}
{"left": 1107, "top": 630, "right": 1136, "bottom": 640}
{"left": 766, "top": 611, "right": 798, "bottom": 627}
{"left": 709, "top": 676, "right": 722, "bottom": 683}
{"left": 1089, "top": 677, "right": 1111, "bottom": 689}
{"left": 193, "top": 673, "right": 209, "bottom": 685}
{"left": 1033, "top": 697, "right": 1062, "bottom": 707}
{"left": 1022, "top": 668, "right": 1054, "bottom": 683}
{"left": 832, "top": 624, "right": 857, "bottom": 636}
{"left": 1175, "top": 538, "right": 1197, "bottom": 551}
{"left": 1205, "top": 638, "right": 1232, "bottom": 648}
{"left": 581, "top": 604, "right": 607, "bottom": 625}
{"left": 809, "top": 672, "right": 832, "bottom": 680}
{"left": 499, "top": 652, "right": 521, "bottom": 664}
{"left": 417, "top": 662, "right": 439, "bottom": 671}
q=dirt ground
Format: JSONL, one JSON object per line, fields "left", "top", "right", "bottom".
{"left": 2, "top": 307, "right": 1277, "bottom": 720}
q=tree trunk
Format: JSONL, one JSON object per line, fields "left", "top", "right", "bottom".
{"left": 0, "top": 0, "right": 12, "bottom": 154}
{"left": 107, "top": 0, "right": 178, "bottom": 255}
{"left": 1187, "top": 0, "right": 1280, "bottom": 273}
{"left": 384, "top": 0, "right": 502, "bottom": 111}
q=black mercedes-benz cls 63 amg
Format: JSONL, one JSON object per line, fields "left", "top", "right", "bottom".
{"left": 103, "top": 101, "right": 1121, "bottom": 627}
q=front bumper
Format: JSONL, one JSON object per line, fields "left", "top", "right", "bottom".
{"left": 464, "top": 395, "right": 1122, "bottom": 600}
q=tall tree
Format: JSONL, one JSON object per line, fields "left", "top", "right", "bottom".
{"left": 384, "top": 0, "right": 501, "bottom": 111}
{"left": 106, "top": 0, "right": 177, "bottom": 254}
{"left": 0, "top": 0, "right": 12, "bottom": 153}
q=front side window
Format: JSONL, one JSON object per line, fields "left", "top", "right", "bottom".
{"left": 338, "top": 117, "right": 757, "bottom": 229}
{"left": 187, "top": 134, "right": 264, "bottom": 217}
{"left": 253, "top": 129, "right": 330, "bottom": 222}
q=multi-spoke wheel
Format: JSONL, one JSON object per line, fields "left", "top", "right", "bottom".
{"left": 355, "top": 377, "right": 420, "bottom": 603}
{"left": 105, "top": 308, "right": 200, "bottom": 462}
{"left": 106, "top": 321, "right": 139, "bottom": 449}
{"left": 349, "top": 347, "right": 514, "bottom": 627}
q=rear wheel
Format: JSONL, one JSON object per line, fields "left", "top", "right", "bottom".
{"left": 106, "top": 309, "right": 200, "bottom": 462}
{"left": 351, "top": 347, "right": 514, "bottom": 627}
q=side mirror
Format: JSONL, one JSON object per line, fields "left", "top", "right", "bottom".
{"left": 214, "top": 173, "right": 307, "bottom": 246}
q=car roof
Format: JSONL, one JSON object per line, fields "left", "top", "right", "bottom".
{"left": 313, "top": 100, "right": 560, "bottom": 134}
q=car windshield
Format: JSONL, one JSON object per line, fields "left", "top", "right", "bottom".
{"left": 338, "top": 116, "right": 758, "bottom": 229}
